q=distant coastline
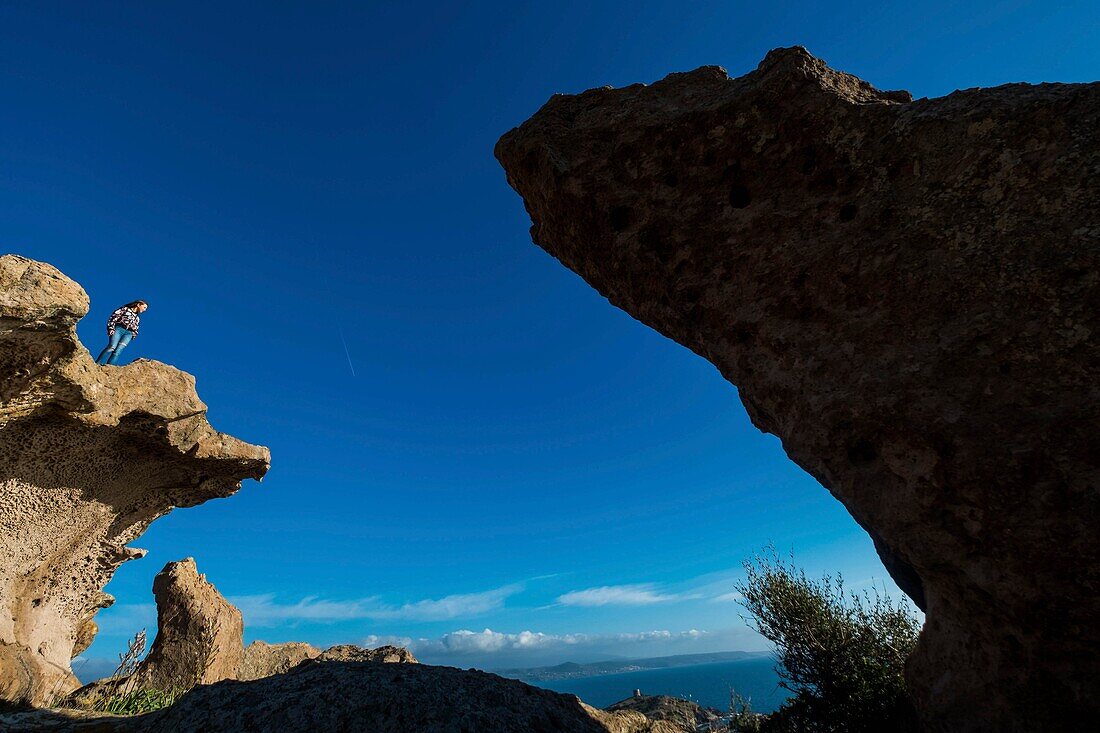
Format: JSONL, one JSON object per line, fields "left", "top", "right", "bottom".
{"left": 495, "top": 650, "right": 771, "bottom": 682}
{"left": 519, "top": 656, "right": 789, "bottom": 713}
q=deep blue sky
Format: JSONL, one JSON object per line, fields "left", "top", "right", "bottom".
{"left": 2, "top": 1, "right": 1095, "bottom": 676}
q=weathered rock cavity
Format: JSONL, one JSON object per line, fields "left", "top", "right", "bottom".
{"left": 0, "top": 255, "right": 270, "bottom": 706}
{"left": 496, "top": 47, "right": 1099, "bottom": 731}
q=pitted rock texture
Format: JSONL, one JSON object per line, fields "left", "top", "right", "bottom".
{"left": 496, "top": 47, "right": 1099, "bottom": 732}
{"left": 317, "top": 643, "right": 418, "bottom": 664}
{"left": 238, "top": 641, "right": 320, "bottom": 681}
{"left": 0, "top": 254, "right": 269, "bottom": 706}
{"left": 237, "top": 642, "right": 413, "bottom": 682}
{"left": 128, "top": 559, "right": 244, "bottom": 690}
{"left": 605, "top": 694, "right": 721, "bottom": 732}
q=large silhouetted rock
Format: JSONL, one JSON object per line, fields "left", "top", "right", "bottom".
{"left": 496, "top": 48, "right": 1099, "bottom": 732}
{"left": 3, "top": 663, "right": 680, "bottom": 732}
{"left": 0, "top": 255, "right": 270, "bottom": 706}
{"left": 127, "top": 661, "right": 680, "bottom": 733}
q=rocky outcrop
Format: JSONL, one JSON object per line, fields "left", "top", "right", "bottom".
{"left": 128, "top": 559, "right": 244, "bottom": 690}
{"left": 0, "top": 255, "right": 270, "bottom": 706}
{"left": 238, "top": 641, "right": 320, "bottom": 681}
{"left": 606, "top": 694, "right": 721, "bottom": 732}
{"left": 496, "top": 48, "right": 1099, "bottom": 732}
{"left": 317, "top": 643, "right": 417, "bottom": 664}
{"left": 240, "top": 641, "right": 415, "bottom": 681}
{"left": 69, "top": 562, "right": 414, "bottom": 702}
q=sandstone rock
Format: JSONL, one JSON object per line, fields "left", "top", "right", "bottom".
{"left": 606, "top": 694, "right": 721, "bottom": 732}
{"left": 0, "top": 255, "right": 270, "bottom": 706}
{"left": 128, "top": 559, "right": 244, "bottom": 690}
{"left": 71, "top": 617, "right": 99, "bottom": 660}
{"left": 317, "top": 643, "right": 417, "bottom": 664}
{"left": 238, "top": 641, "right": 320, "bottom": 681}
{"left": 496, "top": 47, "right": 1099, "bottom": 732}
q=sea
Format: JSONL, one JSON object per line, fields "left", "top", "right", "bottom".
{"left": 526, "top": 657, "right": 789, "bottom": 714}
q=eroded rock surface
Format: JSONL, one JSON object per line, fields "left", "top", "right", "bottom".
{"left": 129, "top": 559, "right": 244, "bottom": 690}
{"left": 317, "top": 643, "right": 418, "bottom": 664}
{"left": 0, "top": 255, "right": 270, "bottom": 706}
{"left": 496, "top": 48, "right": 1099, "bottom": 732}
{"left": 606, "top": 694, "right": 721, "bottom": 732}
{"left": 238, "top": 641, "right": 320, "bottom": 681}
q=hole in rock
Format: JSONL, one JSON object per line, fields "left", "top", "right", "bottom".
{"left": 847, "top": 439, "right": 878, "bottom": 464}
{"left": 799, "top": 146, "right": 819, "bottom": 174}
{"left": 609, "top": 206, "right": 633, "bottom": 232}
{"left": 729, "top": 185, "right": 751, "bottom": 209}
{"left": 839, "top": 203, "right": 858, "bottom": 222}
{"left": 813, "top": 171, "right": 839, "bottom": 191}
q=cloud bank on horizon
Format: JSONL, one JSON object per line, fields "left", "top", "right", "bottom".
{"left": 362, "top": 627, "right": 767, "bottom": 668}
{"left": 82, "top": 573, "right": 780, "bottom": 674}
{"left": 82, "top": 570, "right": 910, "bottom": 677}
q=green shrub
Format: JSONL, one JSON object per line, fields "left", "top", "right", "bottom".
{"left": 66, "top": 628, "right": 179, "bottom": 715}
{"left": 69, "top": 618, "right": 221, "bottom": 716}
{"left": 96, "top": 687, "right": 183, "bottom": 715}
{"left": 728, "top": 689, "right": 763, "bottom": 733}
{"left": 734, "top": 548, "right": 920, "bottom": 732}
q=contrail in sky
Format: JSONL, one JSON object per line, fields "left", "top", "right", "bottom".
{"left": 338, "top": 328, "right": 357, "bottom": 377}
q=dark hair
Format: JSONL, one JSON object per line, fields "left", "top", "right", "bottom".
{"left": 123, "top": 300, "right": 147, "bottom": 309}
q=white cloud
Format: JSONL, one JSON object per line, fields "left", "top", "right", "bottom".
{"left": 74, "top": 626, "right": 768, "bottom": 685}
{"left": 556, "top": 584, "right": 683, "bottom": 607}
{"left": 386, "top": 584, "right": 522, "bottom": 621}
{"left": 361, "top": 627, "right": 767, "bottom": 669}
{"left": 227, "top": 583, "right": 524, "bottom": 627}
{"left": 230, "top": 595, "right": 377, "bottom": 625}
{"left": 712, "top": 591, "right": 744, "bottom": 603}
{"left": 383, "top": 628, "right": 716, "bottom": 656}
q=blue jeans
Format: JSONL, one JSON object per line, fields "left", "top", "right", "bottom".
{"left": 96, "top": 328, "right": 133, "bottom": 365}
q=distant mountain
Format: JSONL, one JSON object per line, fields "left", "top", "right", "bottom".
{"left": 495, "top": 650, "right": 770, "bottom": 682}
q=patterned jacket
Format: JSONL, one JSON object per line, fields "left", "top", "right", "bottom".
{"left": 107, "top": 307, "right": 140, "bottom": 338}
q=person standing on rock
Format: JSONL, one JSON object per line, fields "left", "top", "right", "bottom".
{"left": 95, "top": 300, "right": 148, "bottom": 365}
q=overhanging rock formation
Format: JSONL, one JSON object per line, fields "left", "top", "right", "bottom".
{"left": 496, "top": 48, "right": 1099, "bottom": 732}
{"left": 0, "top": 254, "right": 270, "bottom": 706}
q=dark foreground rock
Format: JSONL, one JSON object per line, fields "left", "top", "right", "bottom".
{"left": 137, "top": 662, "right": 677, "bottom": 733}
{"left": 496, "top": 47, "right": 1099, "bottom": 732}
{"left": 2, "top": 661, "right": 679, "bottom": 732}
